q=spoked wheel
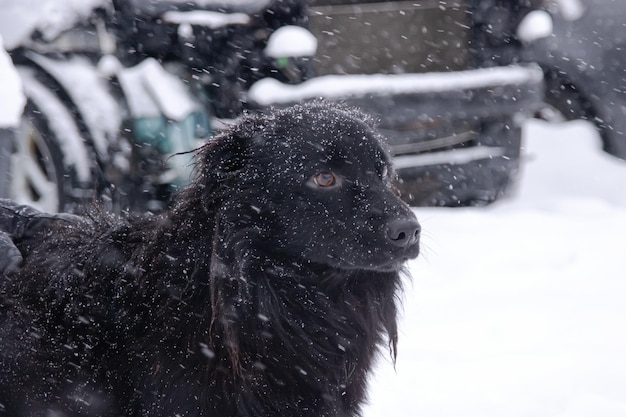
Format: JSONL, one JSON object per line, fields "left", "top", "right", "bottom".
{"left": 9, "top": 85, "right": 96, "bottom": 213}
{"left": 11, "top": 108, "right": 61, "bottom": 212}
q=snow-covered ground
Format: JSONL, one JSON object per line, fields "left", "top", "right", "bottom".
{"left": 365, "top": 119, "right": 626, "bottom": 417}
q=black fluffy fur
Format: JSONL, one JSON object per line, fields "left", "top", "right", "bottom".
{"left": 0, "top": 102, "right": 420, "bottom": 417}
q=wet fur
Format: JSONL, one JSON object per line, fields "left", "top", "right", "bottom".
{"left": 0, "top": 103, "right": 419, "bottom": 416}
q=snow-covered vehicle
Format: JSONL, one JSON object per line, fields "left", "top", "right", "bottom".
{"left": 472, "top": 0, "right": 626, "bottom": 161}
{"left": 0, "top": 0, "right": 544, "bottom": 211}
{"left": 247, "top": 0, "right": 544, "bottom": 206}
{"left": 0, "top": 0, "right": 311, "bottom": 212}
{"left": 521, "top": 0, "right": 626, "bottom": 160}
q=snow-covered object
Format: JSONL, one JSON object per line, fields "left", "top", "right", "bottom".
{"left": 248, "top": 65, "right": 544, "bottom": 106}
{"left": 264, "top": 26, "right": 318, "bottom": 58}
{"left": 0, "top": 36, "right": 25, "bottom": 127}
{"left": 0, "top": 0, "right": 105, "bottom": 50}
{"left": 97, "top": 54, "right": 124, "bottom": 78}
{"left": 116, "top": 58, "right": 198, "bottom": 121}
{"left": 516, "top": 10, "right": 554, "bottom": 43}
{"left": 393, "top": 146, "right": 505, "bottom": 169}
{"left": 177, "top": 22, "right": 194, "bottom": 39}
{"left": 160, "top": 0, "right": 271, "bottom": 8}
{"left": 27, "top": 53, "right": 121, "bottom": 157}
{"left": 556, "top": 0, "right": 585, "bottom": 21}
{"left": 17, "top": 68, "right": 91, "bottom": 182}
{"left": 162, "top": 10, "right": 250, "bottom": 29}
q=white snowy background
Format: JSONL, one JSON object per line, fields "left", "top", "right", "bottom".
{"left": 365, "top": 119, "right": 626, "bottom": 417}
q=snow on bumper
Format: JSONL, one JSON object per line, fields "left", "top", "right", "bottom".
{"left": 248, "top": 64, "right": 544, "bottom": 106}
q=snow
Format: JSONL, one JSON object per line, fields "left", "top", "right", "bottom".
{"left": 0, "top": 36, "right": 25, "bottom": 127}
{"left": 556, "top": 0, "right": 585, "bottom": 21}
{"left": 27, "top": 53, "right": 121, "bottom": 157}
{"left": 364, "top": 119, "right": 626, "bottom": 417}
{"left": 264, "top": 26, "right": 318, "bottom": 58}
{"left": 116, "top": 58, "right": 198, "bottom": 121}
{"left": 17, "top": 67, "right": 92, "bottom": 183}
{"left": 0, "top": 0, "right": 105, "bottom": 50}
{"left": 162, "top": 10, "right": 251, "bottom": 29}
{"left": 393, "top": 146, "right": 505, "bottom": 169}
{"left": 516, "top": 10, "right": 554, "bottom": 44}
{"left": 248, "top": 65, "right": 543, "bottom": 106}
{"left": 158, "top": 0, "right": 271, "bottom": 8}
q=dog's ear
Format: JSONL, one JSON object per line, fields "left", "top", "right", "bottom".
{"left": 195, "top": 113, "right": 267, "bottom": 194}
{"left": 198, "top": 132, "right": 248, "bottom": 183}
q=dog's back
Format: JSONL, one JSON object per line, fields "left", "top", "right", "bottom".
{"left": 1, "top": 206, "right": 223, "bottom": 415}
{"left": 0, "top": 211, "right": 150, "bottom": 415}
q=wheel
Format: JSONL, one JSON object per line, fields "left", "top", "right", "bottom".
{"left": 544, "top": 73, "right": 595, "bottom": 121}
{"left": 10, "top": 82, "right": 96, "bottom": 213}
{"left": 542, "top": 71, "right": 624, "bottom": 156}
{"left": 10, "top": 103, "right": 62, "bottom": 212}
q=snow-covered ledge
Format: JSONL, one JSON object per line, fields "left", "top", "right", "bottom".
{"left": 162, "top": 10, "right": 250, "bottom": 29}
{"left": 248, "top": 65, "right": 544, "bottom": 106}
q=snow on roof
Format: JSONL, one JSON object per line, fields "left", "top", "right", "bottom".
{"left": 248, "top": 65, "right": 544, "bottom": 106}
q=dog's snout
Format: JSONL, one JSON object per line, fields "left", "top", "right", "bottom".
{"left": 386, "top": 218, "right": 420, "bottom": 247}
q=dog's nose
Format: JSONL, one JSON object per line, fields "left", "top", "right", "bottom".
{"left": 386, "top": 218, "right": 420, "bottom": 247}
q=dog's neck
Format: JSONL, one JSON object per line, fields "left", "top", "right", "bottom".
{"left": 152, "top": 199, "right": 403, "bottom": 358}
{"left": 140, "top": 196, "right": 402, "bottom": 415}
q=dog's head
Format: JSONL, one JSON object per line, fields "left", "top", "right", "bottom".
{"left": 195, "top": 102, "right": 420, "bottom": 272}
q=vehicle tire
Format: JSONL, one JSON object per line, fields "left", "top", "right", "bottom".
{"left": 10, "top": 79, "right": 96, "bottom": 213}
{"left": 542, "top": 71, "right": 624, "bottom": 156}
{"left": 544, "top": 72, "right": 595, "bottom": 121}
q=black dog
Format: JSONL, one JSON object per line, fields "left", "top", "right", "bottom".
{"left": 0, "top": 102, "right": 420, "bottom": 417}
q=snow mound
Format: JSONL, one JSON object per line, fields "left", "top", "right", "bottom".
{"left": 264, "top": 26, "right": 318, "bottom": 58}
{"left": 364, "top": 119, "right": 626, "bottom": 417}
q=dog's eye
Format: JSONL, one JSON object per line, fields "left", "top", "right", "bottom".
{"left": 313, "top": 172, "right": 337, "bottom": 188}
